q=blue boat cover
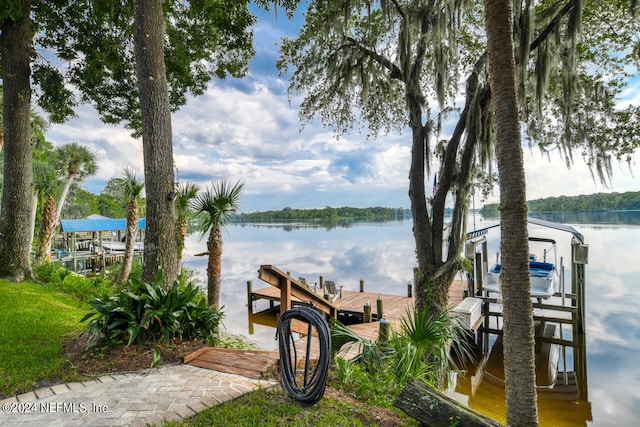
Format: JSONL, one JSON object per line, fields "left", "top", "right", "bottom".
{"left": 489, "top": 261, "right": 555, "bottom": 275}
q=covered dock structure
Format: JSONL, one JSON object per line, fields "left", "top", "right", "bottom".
{"left": 56, "top": 214, "right": 146, "bottom": 274}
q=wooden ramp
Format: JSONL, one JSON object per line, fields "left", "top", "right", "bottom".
{"left": 184, "top": 347, "right": 279, "bottom": 379}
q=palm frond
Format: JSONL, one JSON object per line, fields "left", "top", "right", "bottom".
{"left": 176, "top": 181, "right": 200, "bottom": 216}
{"left": 194, "top": 179, "right": 244, "bottom": 236}
{"left": 398, "top": 307, "right": 473, "bottom": 385}
{"left": 118, "top": 166, "right": 144, "bottom": 201}
{"left": 330, "top": 319, "right": 386, "bottom": 371}
{"left": 33, "top": 161, "right": 62, "bottom": 199}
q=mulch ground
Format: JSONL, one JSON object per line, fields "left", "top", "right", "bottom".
{"left": 63, "top": 332, "right": 207, "bottom": 375}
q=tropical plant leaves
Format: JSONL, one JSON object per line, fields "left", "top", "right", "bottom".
{"left": 81, "top": 272, "right": 223, "bottom": 347}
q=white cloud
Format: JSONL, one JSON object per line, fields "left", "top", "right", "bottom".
{"left": 43, "top": 11, "right": 638, "bottom": 212}
{"left": 47, "top": 106, "right": 144, "bottom": 190}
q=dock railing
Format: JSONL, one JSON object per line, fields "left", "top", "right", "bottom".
{"left": 258, "top": 265, "right": 338, "bottom": 319}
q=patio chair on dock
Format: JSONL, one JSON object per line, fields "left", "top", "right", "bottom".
{"left": 324, "top": 280, "right": 342, "bottom": 302}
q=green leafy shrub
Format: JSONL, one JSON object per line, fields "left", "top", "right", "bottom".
{"left": 330, "top": 357, "right": 398, "bottom": 407}
{"left": 34, "top": 262, "right": 113, "bottom": 301}
{"left": 330, "top": 308, "right": 472, "bottom": 404}
{"left": 81, "top": 273, "right": 223, "bottom": 346}
{"left": 60, "top": 273, "right": 113, "bottom": 301}
{"left": 33, "top": 262, "right": 73, "bottom": 283}
{"left": 395, "top": 308, "right": 472, "bottom": 387}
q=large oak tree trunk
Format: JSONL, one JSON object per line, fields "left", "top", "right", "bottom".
{"left": 0, "top": 1, "right": 35, "bottom": 281}
{"left": 407, "top": 80, "right": 461, "bottom": 317}
{"left": 133, "top": 0, "right": 179, "bottom": 287}
{"left": 484, "top": 0, "right": 538, "bottom": 424}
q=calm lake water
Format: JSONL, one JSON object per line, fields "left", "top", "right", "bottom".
{"left": 182, "top": 212, "right": 640, "bottom": 426}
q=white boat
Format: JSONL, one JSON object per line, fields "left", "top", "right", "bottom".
{"left": 483, "top": 237, "right": 560, "bottom": 300}
{"left": 93, "top": 239, "right": 144, "bottom": 253}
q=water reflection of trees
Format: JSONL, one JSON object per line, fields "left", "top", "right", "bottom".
{"left": 528, "top": 211, "right": 640, "bottom": 225}
{"left": 231, "top": 217, "right": 411, "bottom": 232}
{"left": 483, "top": 211, "right": 640, "bottom": 226}
{"left": 457, "top": 315, "right": 592, "bottom": 426}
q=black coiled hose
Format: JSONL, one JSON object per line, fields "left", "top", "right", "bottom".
{"left": 276, "top": 305, "right": 331, "bottom": 406}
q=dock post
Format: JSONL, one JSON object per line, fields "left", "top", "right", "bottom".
{"left": 475, "top": 252, "right": 483, "bottom": 294}
{"left": 376, "top": 296, "right": 383, "bottom": 319}
{"left": 378, "top": 317, "right": 390, "bottom": 343}
{"left": 246, "top": 281, "right": 254, "bottom": 335}
{"left": 280, "top": 277, "right": 292, "bottom": 316}
{"left": 364, "top": 302, "right": 372, "bottom": 323}
{"left": 359, "top": 278, "right": 364, "bottom": 292}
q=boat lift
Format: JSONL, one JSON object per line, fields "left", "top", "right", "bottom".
{"left": 462, "top": 216, "right": 590, "bottom": 403}
{"left": 464, "top": 217, "right": 588, "bottom": 333}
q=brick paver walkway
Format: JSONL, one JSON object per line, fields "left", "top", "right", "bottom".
{"left": 0, "top": 364, "right": 275, "bottom": 426}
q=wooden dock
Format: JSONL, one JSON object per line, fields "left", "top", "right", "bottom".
{"left": 247, "top": 265, "right": 467, "bottom": 359}
{"left": 250, "top": 286, "right": 418, "bottom": 322}
{"left": 184, "top": 260, "right": 433, "bottom": 378}
{"left": 249, "top": 274, "right": 465, "bottom": 323}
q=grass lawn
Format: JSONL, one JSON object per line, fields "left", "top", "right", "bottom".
{"left": 165, "top": 384, "right": 417, "bottom": 427}
{"left": 0, "top": 279, "right": 87, "bottom": 397}
{"left": 0, "top": 277, "right": 418, "bottom": 426}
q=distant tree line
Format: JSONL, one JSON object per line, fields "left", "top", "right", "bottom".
{"left": 480, "top": 191, "right": 640, "bottom": 216}
{"left": 235, "top": 206, "right": 411, "bottom": 223}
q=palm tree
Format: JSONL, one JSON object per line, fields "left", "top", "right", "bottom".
{"left": 33, "top": 162, "right": 61, "bottom": 264}
{"left": 115, "top": 167, "right": 144, "bottom": 286}
{"left": 54, "top": 142, "right": 98, "bottom": 224}
{"left": 194, "top": 179, "right": 243, "bottom": 309}
{"left": 175, "top": 181, "right": 200, "bottom": 265}
{"left": 484, "top": 0, "right": 538, "bottom": 424}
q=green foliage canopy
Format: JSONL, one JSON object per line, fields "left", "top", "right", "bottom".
{"left": 276, "top": 0, "right": 639, "bottom": 316}
{"left": 34, "top": 0, "right": 257, "bottom": 133}
{"left": 278, "top": 0, "right": 639, "bottom": 179}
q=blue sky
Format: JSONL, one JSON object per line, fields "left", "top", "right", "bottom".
{"left": 46, "top": 6, "right": 639, "bottom": 213}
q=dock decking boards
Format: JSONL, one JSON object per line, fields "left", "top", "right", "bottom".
{"left": 249, "top": 277, "right": 467, "bottom": 360}
{"left": 250, "top": 278, "right": 465, "bottom": 327}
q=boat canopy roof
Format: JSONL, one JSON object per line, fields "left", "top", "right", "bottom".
{"left": 526, "top": 217, "right": 584, "bottom": 243}
{"left": 60, "top": 217, "right": 146, "bottom": 233}
{"left": 466, "top": 216, "right": 584, "bottom": 243}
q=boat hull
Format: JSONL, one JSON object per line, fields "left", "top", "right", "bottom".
{"left": 483, "top": 261, "right": 559, "bottom": 299}
{"left": 93, "top": 239, "right": 144, "bottom": 253}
